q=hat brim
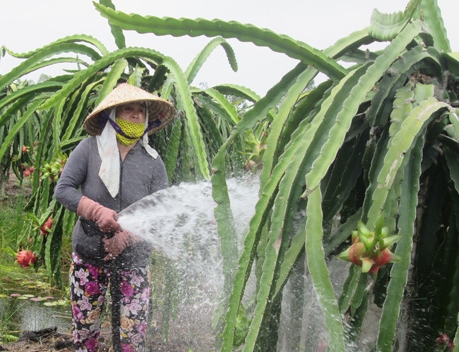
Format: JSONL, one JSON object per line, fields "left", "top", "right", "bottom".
{"left": 83, "top": 83, "right": 176, "bottom": 136}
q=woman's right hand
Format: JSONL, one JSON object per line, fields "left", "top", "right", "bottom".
{"left": 95, "top": 208, "right": 120, "bottom": 233}
{"left": 77, "top": 196, "right": 121, "bottom": 233}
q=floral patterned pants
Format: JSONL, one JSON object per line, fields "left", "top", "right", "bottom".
{"left": 70, "top": 253, "right": 151, "bottom": 352}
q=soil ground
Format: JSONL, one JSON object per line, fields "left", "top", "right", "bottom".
{"left": 1, "top": 306, "right": 215, "bottom": 351}
{"left": 1, "top": 324, "right": 194, "bottom": 351}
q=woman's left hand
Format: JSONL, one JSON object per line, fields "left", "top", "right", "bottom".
{"left": 102, "top": 230, "right": 143, "bottom": 261}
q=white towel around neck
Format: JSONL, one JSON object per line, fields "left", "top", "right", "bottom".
{"left": 96, "top": 108, "right": 158, "bottom": 198}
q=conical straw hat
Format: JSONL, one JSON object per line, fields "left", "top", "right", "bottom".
{"left": 84, "top": 83, "right": 176, "bottom": 136}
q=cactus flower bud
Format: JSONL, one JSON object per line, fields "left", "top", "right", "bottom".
{"left": 337, "top": 217, "right": 401, "bottom": 275}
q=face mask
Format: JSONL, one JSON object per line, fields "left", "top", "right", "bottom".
{"left": 115, "top": 118, "right": 145, "bottom": 145}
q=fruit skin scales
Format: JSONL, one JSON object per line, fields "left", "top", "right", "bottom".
{"left": 337, "top": 217, "right": 401, "bottom": 274}
{"left": 17, "top": 250, "right": 37, "bottom": 268}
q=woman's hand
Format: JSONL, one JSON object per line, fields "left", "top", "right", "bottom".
{"left": 102, "top": 230, "right": 143, "bottom": 261}
{"left": 77, "top": 196, "right": 121, "bottom": 233}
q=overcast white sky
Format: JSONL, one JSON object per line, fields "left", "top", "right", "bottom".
{"left": 1, "top": 0, "right": 458, "bottom": 95}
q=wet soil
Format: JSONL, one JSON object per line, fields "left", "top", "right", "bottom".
{"left": 1, "top": 324, "right": 193, "bottom": 352}
{"left": 1, "top": 305, "right": 216, "bottom": 351}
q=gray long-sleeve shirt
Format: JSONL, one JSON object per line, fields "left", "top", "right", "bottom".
{"left": 54, "top": 136, "right": 168, "bottom": 267}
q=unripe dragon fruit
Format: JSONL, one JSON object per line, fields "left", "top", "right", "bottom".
{"left": 40, "top": 216, "right": 54, "bottom": 236}
{"left": 337, "top": 216, "right": 401, "bottom": 275}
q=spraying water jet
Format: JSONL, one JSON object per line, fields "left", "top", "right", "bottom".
{"left": 117, "top": 175, "right": 260, "bottom": 349}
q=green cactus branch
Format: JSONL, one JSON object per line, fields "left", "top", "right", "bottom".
{"left": 93, "top": 2, "right": 347, "bottom": 81}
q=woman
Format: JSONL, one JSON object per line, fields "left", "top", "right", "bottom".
{"left": 54, "top": 83, "right": 175, "bottom": 352}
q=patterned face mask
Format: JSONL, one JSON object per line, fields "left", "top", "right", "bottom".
{"left": 115, "top": 118, "right": 145, "bottom": 145}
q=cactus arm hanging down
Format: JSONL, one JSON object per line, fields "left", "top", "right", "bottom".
{"left": 376, "top": 137, "right": 423, "bottom": 351}
{"left": 306, "top": 187, "right": 346, "bottom": 351}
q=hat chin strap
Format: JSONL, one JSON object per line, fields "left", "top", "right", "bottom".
{"left": 144, "top": 119, "right": 162, "bottom": 135}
